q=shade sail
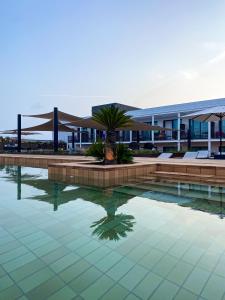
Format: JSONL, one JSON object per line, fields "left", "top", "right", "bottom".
{"left": 0, "top": 131, "right": 40, "bottom": 135}
{"left": 23, "top": 110, "right": 82, "bottom": 123}
{"left": 5, "top": 120, "right": 76, "bottom": 133}
{"left": 184, "top": 106, "right": 225, "bottom": 122}
{"left": 65, "top": 117, "right": 170, "bottom": 131}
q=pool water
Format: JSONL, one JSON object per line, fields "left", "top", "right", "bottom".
{"left": 1, "top": 166, "right": 225, "bottom": 300}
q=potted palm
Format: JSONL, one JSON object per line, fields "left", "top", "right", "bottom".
{"left": 93, "top": 106, "right": 132, "bottom": 164}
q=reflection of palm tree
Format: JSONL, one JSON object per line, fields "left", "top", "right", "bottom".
{"left": 91, "top": 213, "right": 135, "bottom": 241}
{"left": 3, "top": 166, "right": 136, "bottom": 240}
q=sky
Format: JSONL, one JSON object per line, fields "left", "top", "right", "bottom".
{"left": 1, "top": 0, "right": 225, "bottom": 137}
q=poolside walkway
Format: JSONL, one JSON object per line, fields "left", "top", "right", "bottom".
{"left": 1, "top": 154, "right": 225, "bottom": 186}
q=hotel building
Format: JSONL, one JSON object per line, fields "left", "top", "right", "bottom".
{"left": 59, "top": 98, "right": 225, "bottom": 155}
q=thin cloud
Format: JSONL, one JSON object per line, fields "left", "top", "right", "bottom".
{"left": 208, "top": 49, "right": 225, "bottom": 64}
{"left": 39, "top": 94, "right": 116, "bottom": 98}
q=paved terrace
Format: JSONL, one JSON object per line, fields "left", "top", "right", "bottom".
{"left": 1, "top": 154, "right": 225, "bottom": 186}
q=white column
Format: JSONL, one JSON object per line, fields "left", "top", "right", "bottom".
{"left": 94, "top": 129, "right": 97, "bottom": 142}
{"left": 177, "top": 113, "right": 181, "bottom": 151}
{"left": 208, "top": 121, "right": 211, "bottom": 156}
{"left": 79, "top": 127, "right": 82, "bottom": 148}
{"left": 151, "top": 115, "right": 155, "bottom": 143}
{"left": 129, "top": 130, "right": 132, "bottom": 142}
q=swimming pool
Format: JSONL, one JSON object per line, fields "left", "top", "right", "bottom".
{"left": 1, "top": 165, "right": 225, "bottom": 300}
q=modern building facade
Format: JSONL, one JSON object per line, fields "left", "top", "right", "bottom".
{"left": 59, "top": 98, "right": 225, "bottom": 155}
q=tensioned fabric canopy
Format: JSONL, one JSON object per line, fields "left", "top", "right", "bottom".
{"left": 64, "top": 117, "right": 169, "bottom": 131}
{"left": 184, "top": 106, "right": 225, "bottom": 122}
{"left": 23, "top": 110, "right": 82, "bottom": 123}
{"left": 184, "top": 106, "right": 225, "bottom": 156}
{"left": 0, "top": 131, "right": 40, "bottom": 135}
{"left": 5, "top": 120, "right": 76, "bottom": 133}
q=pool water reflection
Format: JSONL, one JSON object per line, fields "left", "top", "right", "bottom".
{"left": 1, "top": 165, "right": 225, "bottom": 299}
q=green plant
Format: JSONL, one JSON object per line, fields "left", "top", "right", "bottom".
{"left": 86, "top": 140, "right": 104, "bottom": 161}
{"left": 116, "top": 144, "right": 133, "bottom": 164}
{"left": 93, "top": 106, "right": 132, "bottom": 164}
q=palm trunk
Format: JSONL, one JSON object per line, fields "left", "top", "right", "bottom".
{"left": 104, "top": 130, "right": 117, "bottom": 164}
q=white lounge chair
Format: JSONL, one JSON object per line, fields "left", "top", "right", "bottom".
{"left": 197, "top": 150, "right": 209, "bottom": 159}
{"left": 183, "top": 152, "right": 198, "bottom": 159}
{"left": 158, "top": 153, "right": 173, "bottom": 159}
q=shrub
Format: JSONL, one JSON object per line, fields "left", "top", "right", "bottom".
{"left": 86, "top": 140, "right": 104, "bottom": 161}
{"left": 116, "top": 144, "right": 133, "bottom": 164}
{"left": 86, "top": 141, "right": 133, "bottom": 164}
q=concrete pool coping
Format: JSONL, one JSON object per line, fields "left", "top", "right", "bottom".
{"left": 1, "top": 154, "right": 225, "bottom": 187}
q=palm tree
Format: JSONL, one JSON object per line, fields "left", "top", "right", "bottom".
{"left": 93, "top": 105, "right": 132, "bottom": 164}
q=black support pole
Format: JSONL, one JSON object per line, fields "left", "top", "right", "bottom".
{"left": 72, "top": 131, "right": 75, "bottom": 150}
{"left": 219, "top": 116, "right": 222, "bottom": 156}
{"left": 53, "top": 107, "right": 58, "bottom": 153}
{"left": 17, "top": 114, "right": 21, "bottom": 153}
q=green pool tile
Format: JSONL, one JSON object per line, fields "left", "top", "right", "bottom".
{"left": 20, "top": 231, "right": 49, "bottom": 245}
{"left": 0, "top": 284, "right": 23, "bottom": 300}
{"left": 0, "top": 246, "right": 29, "bottom": 264}
{"left": 139, "top": 248, "right": 164, "bottom": 270}
{"left": 214, "top": 260, "right": 225, "bottom": 277}
{"left": 201, "top": 274, "right": 225, "bottom": 300}
{"left": 106, "top": 257, "right": 135, "bottom": 281}
{"left": 0, "top": 240, "right": 21, "bottom": 255}
{"left": 0, "top": 274, "right": 14, "bottom": 291}
{"left": 167, "top": 260, "right": 193, "bottom": 285}
{"left": 169, "top": 239, "right": 191, "bottom": 259}
{"left": 174, "top": 288, "right": 198, "bottom": 300}
{"left": 50, "top": 252, "right": 80, "bottom": 273}
{"left": 197, "top": 251, "right": 221, "bottom": 272}
{"left": 119, "top": 264, "right": 148, "bottom": 291}
{"left": 85, "top": 245, "right": 111, "bottom": 264}
{"left": 3, "top": 252, "right": 36, "bottom": 272}
{"left": 150, "top": 279, "right": 179, "bottom": 300}
{"left": 155, "top": 235, "right": 177, "bottom": 252}
{"left": 126, "top": 243, "right": 151, "bottom": 263}
{"left": 0, "top": 266, "right": 6, "bottom": 278}
{"left": 17, "top": 267, "right": 55, "bottom": 293}
{"left": 10, "top": 258, "right": 46, "bottom": 282}
{"left": 59, "top": 259, "right": 91, "bottom": 283}
{"left": 125, "top": 293, "right": 140, "bottom": 300}
{"left": 117, "top": 239, "right": 141, "bottom": 256}
{"left": 182, "top": 245, "right": 205, "bottom": 265}
{"left": 81, "top": 275, "right": 114, "bottom": 300}
{"left": 97, "top": 251, "right": 123, "bottom": 273}
{"left": 17, "top": 296, "right": 29, "bottom": 300}
{"left": 41, "top": 246, "right": 71, "bottom": 264}
{"left": 102, "top": 284, "right": 129, "bottom": 300}
{"left": 26, "top": 276, "right": 65, "bottom": 300}
{"left": 133, "top": 272, "right": 162, "bottom": 299}
{"left": 183, "top": 266, "right": 210, "bottom": 295}
{"left": 69, "top": 266, "right": 102, "bottom": 293}
{"left": 47, "top": 286, "right": 76, "bottom": 300}
{"left": 67, "top": 236, "right": 91, "bottom": 251}
{"left": 153, "top": 254, "right": 178, "bottom": 277}
{"left": 75, "top": 240, "right": 101, "bottom": 257}
{"left": 26, "top": 236, "right": 53, "bottom": 250}
{"left": 33, "top": 240, "right": 61, "bottom": 257}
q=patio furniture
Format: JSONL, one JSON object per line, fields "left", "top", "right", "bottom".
{"left": 183, "top": 152, "right": 198, "bottom": 159}
{"left": 158, "top": 152, "right": 173, "bottom": 159}
{"left": 196, "top": 150, "right": 209, "bottom": 159}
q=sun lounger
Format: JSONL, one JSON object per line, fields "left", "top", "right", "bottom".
{"left": 183, "top": 152, "right": 198, "bottom": 159}
{"left": 196, "top": 150, "right": 209, "bottom": 159}
{"left": 158, "top": 153, "right": 173, "bottom": 159}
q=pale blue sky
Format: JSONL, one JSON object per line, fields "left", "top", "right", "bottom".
{"left": 1, "top": 0, "right": 225, "bottom": 134}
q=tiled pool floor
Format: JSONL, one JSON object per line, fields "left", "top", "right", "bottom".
{"left": 1, "top": 166, "right": 225, "bottom": 299}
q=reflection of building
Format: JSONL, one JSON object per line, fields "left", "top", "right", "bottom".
{"left": 59, "top": 98, "right": 225, "bottom": 153}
